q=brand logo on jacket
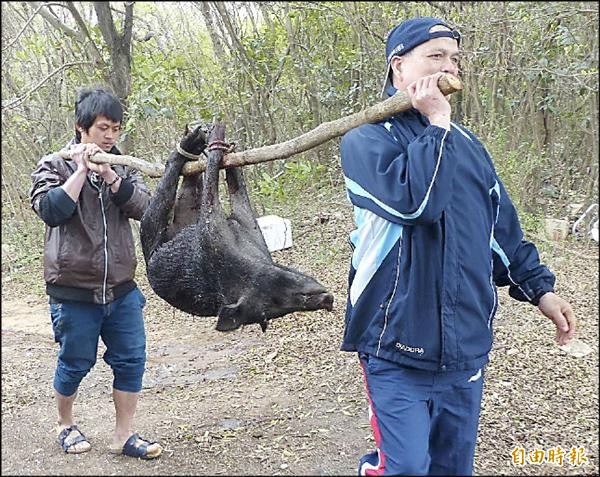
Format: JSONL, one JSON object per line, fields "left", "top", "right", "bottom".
{"left": 395, "top": 341, "right": 425, "bottom": 355}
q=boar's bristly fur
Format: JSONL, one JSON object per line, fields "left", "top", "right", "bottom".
{"left": 140, "top": 122, "right": 333, "bottom": 332}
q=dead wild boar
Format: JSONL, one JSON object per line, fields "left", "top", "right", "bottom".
{"left": 140, "top": 122, "right": 334, "bottom": 332}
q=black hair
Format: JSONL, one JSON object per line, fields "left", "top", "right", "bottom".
{"left": 74, "top": 87, "right": 123, "bottom": 141}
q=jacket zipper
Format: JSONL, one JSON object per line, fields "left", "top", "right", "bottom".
{"left": 91, "top": 174, "right": 109, "bottom": 304}
{"left": 439, "top": 211, "right": 446, "bottom": 370}
{"left": 376, "top": 229, "right": 403, "bottom": 356}
{"left": 99, "top": 190, "right": 108, "bottom": 304}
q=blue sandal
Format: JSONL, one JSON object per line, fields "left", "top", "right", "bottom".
{"left": 116, "top": 433, "right": 162, "bottom": 460}
{"left": 58, "top": 425, "right": 91, "bottom": 454}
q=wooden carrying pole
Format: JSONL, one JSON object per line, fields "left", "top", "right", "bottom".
{"left": 57, "top": 74, "right": 462, "bottom": 177}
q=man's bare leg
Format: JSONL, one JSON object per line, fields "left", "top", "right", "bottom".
{"left": 112, "top": 388, "right": 161, "bottom": 456}
{"left": 56, "top": 390, "right": 91, "bottom": 453}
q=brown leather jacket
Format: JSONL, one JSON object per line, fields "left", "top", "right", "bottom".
{"left": 30, "top": 141, "right": 152, "bottom": 304}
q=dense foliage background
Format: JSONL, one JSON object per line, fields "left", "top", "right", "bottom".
{"left": 2, "top": 1, "right": 598, "bottom": 258}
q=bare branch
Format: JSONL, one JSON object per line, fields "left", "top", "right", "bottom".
{"left": 181, "top": 74, "right": 461, "bottom": 175}
{"left": 121, "top": 2, "right": 134, "bottom": 49}
{"left": 55, "top": 74, "right": 462, "bottom": 178}
{"left": 2, "top": 3, "right": 60, "bottom": 52}
{"left": 91, "top": 3, "right": 134, "bottom": 55}
{"left": 94, "top": 1, "right": 118, "bottom": 49}
{"left": 27, "top": 1, "right": 80, "bottom": 39}
{"left": 18, "top": 2, "right": 105, "bottom": 69}
{"left": 64, "top": 1, "right": 105, "bottom": 65}
{"left": 107, "top": 2, "right": 155, "bottom": 31}
{"left": 1, "top": 61, "right": 93, "bottom": 111}
{"left": 56, "top": 150, "right": 165, "bottom": 177}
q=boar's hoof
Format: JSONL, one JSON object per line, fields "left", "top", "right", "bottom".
{"left": 259, "top": 321, "right": 268, "bottom": 333}
{"left": 179, "top": 124, "right": 208, "bottom": 158}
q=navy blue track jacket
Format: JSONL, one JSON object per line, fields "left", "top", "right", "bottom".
{"left": 340, "top": 97, "right": 555, "bottom": 372}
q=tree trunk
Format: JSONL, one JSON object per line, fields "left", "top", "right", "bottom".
{"left": 93, "top": 2, "right": 134, "bottom": 153}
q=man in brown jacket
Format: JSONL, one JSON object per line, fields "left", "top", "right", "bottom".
{"left": 30, "top": 87, "right": 161, "bottom": 459}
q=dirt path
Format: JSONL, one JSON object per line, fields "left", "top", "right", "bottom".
{"left": 2, "top": 228, "right": 598, "bottom": 476}
{"left": 1, "top": 283, "right": 368, "bottom": 476}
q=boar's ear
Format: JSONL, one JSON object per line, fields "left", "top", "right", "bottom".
{"left": 215, "top": 298, "right": 246, "bottom": 332}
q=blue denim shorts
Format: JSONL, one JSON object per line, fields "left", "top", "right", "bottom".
{"left": 49, "top": 287, "right": 147, "bottom": 396}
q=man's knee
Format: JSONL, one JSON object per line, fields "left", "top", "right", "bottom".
{"left": 112, "top": 369, "right": 145, "bottom": 393}
{"left": 54, "top": 364, "right": 94, "bottom": 396}
{"left": 110, "top": 355, "right": 146, "bottom": 393}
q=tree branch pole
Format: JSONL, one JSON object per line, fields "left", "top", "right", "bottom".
{"left": 57, "top": 73, "right": 462, "bottom": 177}
{"left": 55, "top": 150, "right": 166, "bottom": 177}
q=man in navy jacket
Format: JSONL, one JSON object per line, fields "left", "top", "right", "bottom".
{"left": 340, "top": 16, "right": 576, "bottom": 476}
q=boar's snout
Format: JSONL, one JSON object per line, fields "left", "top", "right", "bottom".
{"left": 260, "top": 266, "right": 334, "bottom": 318}
{"left": 303, "top": 289, "right": 334, "bottom": 312}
